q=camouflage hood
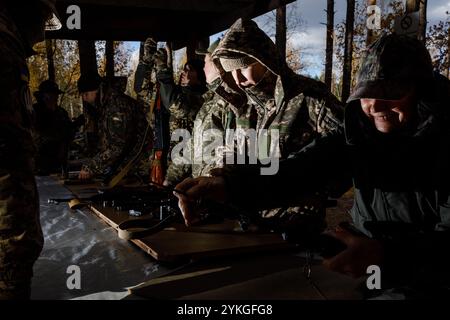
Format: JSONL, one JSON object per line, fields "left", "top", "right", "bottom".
{"left": 212, "top": 18, "right": 295, "bottom": 109}
{"left": 212, "top": 18, "right": 284, "bottom": 78}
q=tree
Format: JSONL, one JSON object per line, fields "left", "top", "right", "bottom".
{"left": 341, "top": 0, "right": 356, "bottom": 103}
{"left": 28, "top": 40, "right": 82, "bottom": 118}
{"left": 406, "top": 0, "right": 427, "bottom": 42}
{"left": 325, "top": 0, "right": 335, "bottom": 91}
{"left": 46, "top": 39, "right": 56, "bottom": 82}
{"left": 254, "top": 1, "right": 306, "bottom": 73}
{"left": 276, "top": 5, "right": 287, "bottom": 62}
{"left": 427, "top": 12, "right": 450, "bottom": 77}
{"left": 335, "top": 0, "right": 405, "bottom": 99}
{"left": 366, "top": 0, "right": 377, "bottom": 46}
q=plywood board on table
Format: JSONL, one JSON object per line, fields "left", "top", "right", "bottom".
{"left": 60, "top": 177, "right": 292, "bottom": 262}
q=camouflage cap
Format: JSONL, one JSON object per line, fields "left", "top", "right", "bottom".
{"left": 348, "top": 33, "right": 434, "bottom": 102}
{"left": 196, "top": 38, "right": 221, "bottom": 56}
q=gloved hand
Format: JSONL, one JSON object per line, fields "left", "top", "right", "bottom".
{"left": 143, "top": 37, "right": 157, "bottom": 64}
{"left": 153, "top": 48, "right": 168, "bottom": 70}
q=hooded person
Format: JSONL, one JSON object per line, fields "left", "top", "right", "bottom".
{"left": 205, "top": 18, "right": 344, "bottom": 224}
{"left": 212, "top": 18, "right": 344, "bottom": 160}
{"left": 0, "top": 0, "right": 60, "bottom": 299}
{"left": 163, "top": 39, "right": 249, "bottom": 186}
{"left": 175, "top": 33, "right": 450, "bottom": 299}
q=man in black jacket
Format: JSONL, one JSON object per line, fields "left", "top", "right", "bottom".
{"left": 174, "top": 34, "right": 450, "bottom": 298}
{"left": 33, "top": 80, "right": 73, "bottom": 175}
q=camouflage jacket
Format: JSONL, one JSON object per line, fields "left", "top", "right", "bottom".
{"left": 164, "top": 79, "right": 232, "bottom": 186}
{"left": 156, "top": 67, "right": 206, "bottom": 135}
{"left": 82, "top": 82, "right": 150, "bottom": 178}
{"left": 211, "top": 18, "right": 344, "bottom": 219}
{"left": 212, "top": 18, "right": 344, "bottom": 162}
{"left": 0, "top": 9, "right": 36, "bottom": 170}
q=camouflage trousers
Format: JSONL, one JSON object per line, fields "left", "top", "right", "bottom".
{"left": 0, "top": 167, "right": 43, "bottom": 300}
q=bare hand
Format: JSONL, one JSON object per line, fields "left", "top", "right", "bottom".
{"left": 174, "top": 177, "right": 227, "bottom": 227}
{"left": 322, "top": 226, "right": 384, "bottom": 278}
{"left": 78, "top": 169, "right": 92, "bottom": 180}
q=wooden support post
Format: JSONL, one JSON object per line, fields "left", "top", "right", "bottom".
{"left": 185, "top": 40, "right": 197, "bottom": 62}
{"left": 418, "top": 0, "right": 427, "bottom": 42}
{"left": 105, "top": 40, "right": 115, "bottom": 79}
{"left": 78, "top": 40, "right": 98, "bottom": 75}
{"left": 46, "top": 39, "right": 56, "bottom": 82}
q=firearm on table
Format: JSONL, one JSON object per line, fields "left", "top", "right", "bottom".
{"left": 47, "top": 186, "right": 174, "bottom": 210}
{"left": 149, "top": 182, "right": 349, "bottom": 258}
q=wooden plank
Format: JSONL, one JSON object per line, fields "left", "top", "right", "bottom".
{"left": 47, "top": 0, "right": 295, "bottom": 41}
{"left": 88, "top": 204, "right": 290, "bottom": 262}
{"left": 62, "top": 178, "right": 291, "bottom": 262}
{"left": 129, "top": 253, "right": 364, "bottom": 299}
{"left": 56, "top": 0, "right": 256, "bottom": 12}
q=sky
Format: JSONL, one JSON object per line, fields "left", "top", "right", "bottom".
{"left": 277, "top": 0, "right": 450, "bottom": 77}
{"left": 126, "top": 0, "right": 449, "bottom": 78}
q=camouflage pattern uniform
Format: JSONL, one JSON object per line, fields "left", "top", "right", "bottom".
{"left": 155, "top": 59, "right": 206, "bottom": 181}
{"left": 0, "top": 8, "right": 43, "bottom": 299}
{"left": 211, "top": 18, "right": 344, "bottom": 219}
{"left": 156, "top": 66, "right": 206, "bottom": 136}
{"left": 164, "top": 77, "right": 233, "bottom": 186}
{"left": 81, "top": 82, "right": 150, "bottom": 180}
{"left": 213, "top": 18, "right": 343, "bottom": 159}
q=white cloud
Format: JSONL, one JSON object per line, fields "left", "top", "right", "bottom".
{"left": 290, "top": 26, "right": 326, "bottom": 52}
{"left": 288, "top": 26, "right": 327, "bottom": 77}
{"left": 427, "top": 1, "right": 450, "bottom": 22}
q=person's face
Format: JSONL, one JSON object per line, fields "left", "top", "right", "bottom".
{"left": 42, "top": 92, "right": 59, "bottom": 111}
{"left": 360, "top": 93, "right": 416, "bottom": 133}
{"left": 180, "top": 64, "right": 200, "bottom": 87}
{"left": 203, "top": 54, "right": 220, "bottom": 84}
{"left": 81, "top": 90, "right": 98, "bottom": 105}
{"left": 231, "top": 62, "right": 267, "bottom": 89}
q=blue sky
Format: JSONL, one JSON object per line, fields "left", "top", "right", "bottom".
{"left": 126, "top": 0, "right": 449, "bottom": 77}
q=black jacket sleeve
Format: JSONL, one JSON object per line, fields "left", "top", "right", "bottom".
{"left": 220, "top": 130, "right": 353, "bottom": 211}
{"left": 156, "top": 68, "right": 180, "bottom": 109}
{"left": 381, "top": 227, "right": 450, "bottom": 287}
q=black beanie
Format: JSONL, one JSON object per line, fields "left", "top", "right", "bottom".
{"left": 185, "top": 59, "right": 206, "bottom": 86}
{"left": 77, "top": 71, "right": 102, "bottom": 93}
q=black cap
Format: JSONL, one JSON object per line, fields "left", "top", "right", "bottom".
{"left": 38, "top": 80, "right": 63, "bottom": 94}
{"left": 77, "top": 71, "right": 102, "bottom": 93}
{"left": 348, "top": 33, "right": 434, "bottom": 102}
{"left": 184, "top": 59, "right": 206, "bottom": 86}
